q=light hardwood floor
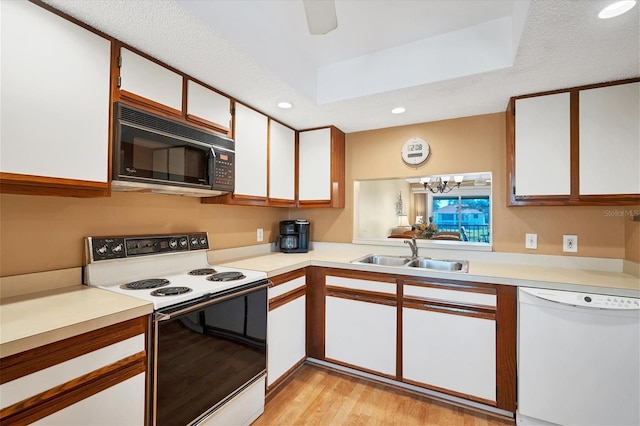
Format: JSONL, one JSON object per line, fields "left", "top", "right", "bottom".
{"left": 253, "top": 364, "right": 515, "bottom": 426}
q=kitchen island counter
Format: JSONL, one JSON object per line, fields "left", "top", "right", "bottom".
{"left": 0, "top": 285, "right": 152, "bottom": 358}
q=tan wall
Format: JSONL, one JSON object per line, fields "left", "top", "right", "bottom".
{"left": 0, "top": 193, "right": 288, "bottom": 277}
{"left": 306, "top": 112, "right": 634, "bottom": 259}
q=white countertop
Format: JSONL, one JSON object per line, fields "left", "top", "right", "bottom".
{"left": 216, "top": 243, "right": 640, "bottom": 297}
{"left": 0, "top": 286, "right": 153, "bottom": 358}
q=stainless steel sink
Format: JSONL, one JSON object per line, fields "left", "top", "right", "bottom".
{"left": 351, "top": 254, "right": 413, "bottom": 266}
{"left": 351, "top": 254, "right": 468, "bottom": 272}
{"left": 407, "top": 258, "right": 469, "bottom": 272}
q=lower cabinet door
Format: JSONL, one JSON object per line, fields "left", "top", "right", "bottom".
{"left": 325, "top": 296, "right": 396, "bottom": 376}
{"left": 403, "top": 308, "right": 496, "bottom": 402}
{"left": 34, "top": 373, "right": 145, "bottom": 425}
{"left": 267, "top": 295, "right": 306, "bottom": 387}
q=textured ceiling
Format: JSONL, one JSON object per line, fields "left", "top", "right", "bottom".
{"left": 44, "top": 0, "right": 639, "bottom": 133}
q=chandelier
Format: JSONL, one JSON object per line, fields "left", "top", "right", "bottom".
{"left": 421, "top": 175, "right": 464, "bottom": 194}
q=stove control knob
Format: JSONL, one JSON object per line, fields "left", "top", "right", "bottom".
{"left": 111, "top": 243, "right": 123, "bottom": 254}
{"left": 179, "top": 238, "right": 188, "bottom": 248}
{"left": 96, "top": 245, "right": 108, "bottom": 255}
{"left": 190, "top": 237, "right": 198, "bottom": 247}
{"left": 199, "top": 237, "right": 207, "bottom": 246}
{"left": 168, "top": 239, "right": 178, "bottom": 249}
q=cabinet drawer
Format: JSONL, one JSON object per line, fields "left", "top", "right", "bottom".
{"left": 404, "top": 285, "right": 496, "bottom": 307}
{"left": 326, "top": 275, "right": 396, "bottom": 295}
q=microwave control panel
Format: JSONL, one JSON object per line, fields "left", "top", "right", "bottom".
{"left": 213, "top": 149, "right": 234, "bottom": 191}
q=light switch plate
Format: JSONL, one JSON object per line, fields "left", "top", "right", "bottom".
{"left": 257, "top": 228, "right": 263, "bottom": 242}
{"left": 563, "top": 234, "right": 578, "bottom": 252}
{"left": 525, "top": 233, "right": 537, "bottom": 249}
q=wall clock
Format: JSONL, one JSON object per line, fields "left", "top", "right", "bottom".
{"left": 401, "top": 137, "right": 430, "bottom": 166}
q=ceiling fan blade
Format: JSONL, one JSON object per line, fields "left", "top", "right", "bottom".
{"left": 303, "top": 0, "right": 338, "bottom": 35}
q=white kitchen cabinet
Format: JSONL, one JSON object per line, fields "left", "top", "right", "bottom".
{"left": 579, "top": 81, "right": 640, "bottom": 195}
{"left": 233, "top": 103, "right": 268, "bottom": 198}
{"left": 403, "top": 307, "right": 496, "bottom": 401}
{"left": 325, "top": 296, "right": 396, "bottom": 376}
{"left": 118, "top": 47, "right": 183, "bottom": 113}
{"left": 0, "top": 0, "right": 110, "bottom": 195}
{"left": 34, "top": 373, "right": 145, "bottom": 426}
{"left": 298, "top": 127, "right": 345, "bottom": 208}
{"left": 186, "top": 80, "right": 232, "bottom": 134}
{"left": 508, "top": 78, "right": 639, "bottom": 205}
{"left": 514, "top": 93, "right": 571, "bottom": 197}
{"left": 268, "top": 120, "right": 296, "bottom": 203}
{"left": 324, "top": 274, "right": 396, "bottom": 376}
{"left": 299, "top": 128, "right": 332, "bottom": 201}
{"left": 267, "top": 273, "right": 306, "bottom": 388}
{"left": 0, "top": 317, "right": 148, "bottom": 424}
{"left": 402, "top": 284, "right": 497, "bottom": 402}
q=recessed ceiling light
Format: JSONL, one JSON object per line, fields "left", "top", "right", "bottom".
{"left": 277, "top": 101, "right": 293, "bottom": 109}
{"left": 391, "top": 107, "right": 406, "bottom": 114}
{"left": 599, "top": 1, "right": 636, "bottom": 19}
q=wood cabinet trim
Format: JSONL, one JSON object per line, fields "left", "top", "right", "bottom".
{"left": 402, "top": 377, "right": 497, "bottom": 408}
{"left": 0, "top": 352, "right": 145, "bottom": 425}
{"left": 323, "top": 358, "right": 397, "bottom": 382}
{"left": 402, "top": 278, "right": 497, "bottom": 295}
{"left": 326, "top": 286, "right": 397, "bottom": 307}
{"left": 185, "top": 114, "right": 230, "bottom": 136}
{"left": 269, "top": 286, "right": 306, "bottom": 311}
{"left": 507, "top": 77, "right": 640, "bottom": 206}
{"left": 495, "top": 285, "right": 517, "bottom": 412}
{"left": 0, "top": 316, "right": 147, "bottom": 384}
{"left": 323, "top": 268, "right": 398, "bottom": 283}
{"left": 403, "top": 298, "right": 495, "bottom": 320}
{"left": 0, "top": 173, "right": 110, "bottom": 197}
{"left": 270, "top": 269, "right": 306, "bottom": 286}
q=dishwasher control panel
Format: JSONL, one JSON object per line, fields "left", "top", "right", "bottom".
{"left": 520, "top": 288, "right": 640, "bottom": 310}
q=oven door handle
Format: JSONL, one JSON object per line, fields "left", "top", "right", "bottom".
{"left": 154, "top": 280, "right": 271, "bottom": 321}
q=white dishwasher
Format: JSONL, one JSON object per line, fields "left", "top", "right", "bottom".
{"left": 517, "top": 287, "right": 640, "bottom": 426}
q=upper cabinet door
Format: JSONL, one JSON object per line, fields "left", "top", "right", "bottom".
{"left": 268, "top": 121, "right": 295, "bottom": 202}
{"left": 0, "top": 0, "right": 111, "bottom": 195}
{"left": 234, "top": 103, "right": 268, "bottom": 198}
{"left": 119, "top": 48, "right": 183, "bottom": 114}
{"left": 186, "top": 80, "right": 231, "bottom": 135}
{"left": 514, "top": 93, "right": 571, "bottom": 197}
{"left": 298, "top": 127, "right": 345, "bottom": 208}
{"left": 579, "top": 82, "right": 640, "bottom": 196}
{"left": 508, "top": 78, "right": 639, "bottom": 206}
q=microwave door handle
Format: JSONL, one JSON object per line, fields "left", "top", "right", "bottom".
{"left": 208, "top": 147, "right": 216, "bottom": 188}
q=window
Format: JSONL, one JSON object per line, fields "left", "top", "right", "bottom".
{"left": 431, "top": 194, "right": 490, "bottom": 243}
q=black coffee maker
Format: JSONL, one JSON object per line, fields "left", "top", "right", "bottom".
{"left": 278, "top": 219, "right": 310, "bottom": 253}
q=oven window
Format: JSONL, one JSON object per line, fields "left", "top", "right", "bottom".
{"left": 155, "top": 287, "right": 267, "bottom": 426}
{"left": 120, "top": 125, "right": 209, "bottom": 186}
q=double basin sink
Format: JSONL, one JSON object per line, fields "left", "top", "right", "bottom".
{"left": 351, "top": 254, "right": 469, "bottom": 273}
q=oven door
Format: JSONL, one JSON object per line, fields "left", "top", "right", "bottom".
{"left": 151, "top": 280, "right": 268, "bottom": 426}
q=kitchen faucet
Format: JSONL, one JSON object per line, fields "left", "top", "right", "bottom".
{"left": 404, "top": 235, "right": 419, "bottom": 259}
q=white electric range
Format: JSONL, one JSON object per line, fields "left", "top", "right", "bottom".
{"left": 84, "top": 232, "right": 267, "bottom": 310}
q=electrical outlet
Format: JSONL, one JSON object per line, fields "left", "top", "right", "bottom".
{"left": 525, "top": 233, "right": 537, "bottom": 249}
{"left": 563, "top": 234, "right": 578, "bottom": 252}
{"left": 257, "top": 228, "right": 263, "bottom": 242}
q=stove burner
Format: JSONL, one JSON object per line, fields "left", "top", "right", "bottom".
{"left": 207, "top": 272, "right": 246, "bottom": 282}
{"left": 122, "top": 278, "right": 170, "bottom": 290}
{"left": 188, "top": 268, "right": 218, "bottom": 276}
{"left": 150, "top": 287, "right": 192, "bottom": 296}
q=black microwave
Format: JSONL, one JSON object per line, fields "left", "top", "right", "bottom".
{"left": 112, "top": 103, "right": 234, "bottom": 196}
